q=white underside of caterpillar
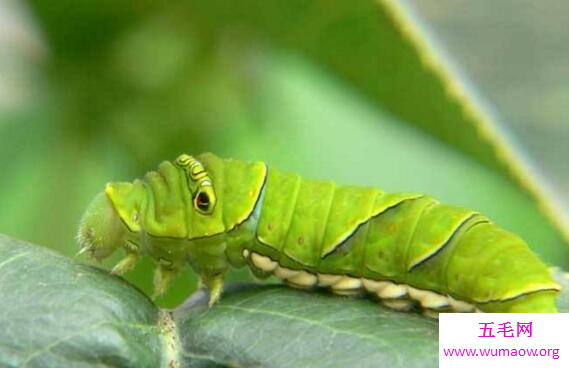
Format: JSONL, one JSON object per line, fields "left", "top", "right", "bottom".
{"left": 242, "top": 249, "right": 481, "bottom": 319}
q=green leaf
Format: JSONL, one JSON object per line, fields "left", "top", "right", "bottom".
{"left": 1, "top": 235, "right": 569, "bottom": 367}
{"left": 177, "top": 273, "right": 569, "bottom": 368}
{"left": 0, "top": 234, "right": 164, "bottom": 368}
{"left": 175, "top": 286, "right": 438, "bottom": 368}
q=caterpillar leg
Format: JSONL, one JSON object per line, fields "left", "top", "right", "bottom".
{"left": 152, "top": 260, "right": 178, "bottom": 299}
{"left": 110, "top": 241, "right": 140, "bottom": 275}
{"left": 110, "top": 253, "right": 139, "bottom": 275}
{"left": 199, "top": 273, "right": 225, "bottom": 307}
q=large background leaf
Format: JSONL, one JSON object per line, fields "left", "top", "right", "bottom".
{"left": 176, "top": 285, "right": 439, "bottom": 368}
{"left": 410, "top": 0, "right": 569, "bottom": 197}
{"left": 0, "top": 234, "right": 163, "bottom": 368}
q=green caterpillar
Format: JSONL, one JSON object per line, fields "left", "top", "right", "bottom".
{"left": 77, "top": 153, "right": 561, "bottom": 318}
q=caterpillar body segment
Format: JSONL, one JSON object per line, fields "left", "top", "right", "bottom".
{"left": 77, "top": 153, "right": 561, "bottom": 316}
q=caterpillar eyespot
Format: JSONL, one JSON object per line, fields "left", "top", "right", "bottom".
{"left": 195, "top": 192, "right": 210, "bottom": 211}
{"left": 77, "top": 153, "right": 562, "bottom": 318}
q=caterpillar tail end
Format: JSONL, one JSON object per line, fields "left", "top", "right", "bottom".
{"left": 480, "top": 289, "right": 560, "bottom": 313}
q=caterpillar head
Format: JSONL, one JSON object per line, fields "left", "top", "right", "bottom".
{"left": 76, "top": 154, "right": 221, "bottom": 264}
{"left": 77, "top": 191, "right": 128, "bottom": 261}
{"left": 76, "top": 153, "right": 266, "bottom": 276}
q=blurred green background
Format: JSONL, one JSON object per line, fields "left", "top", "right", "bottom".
{"left": 1, "top": 0, "right": 568, "bottom": 307}
{"left": 411, "top": 0, "right": 569, "bottom": 197}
